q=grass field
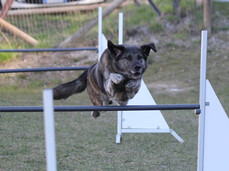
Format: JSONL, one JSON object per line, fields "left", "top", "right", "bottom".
{"left": 0, "top": 81, "right": 199, "bottom": 171}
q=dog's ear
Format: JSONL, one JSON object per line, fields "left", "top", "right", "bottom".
{"left": 141, "top": 43, "right": 157, "bottom": 57}
{"left": 107, "top": 40, "right": 125, "bottom": 57}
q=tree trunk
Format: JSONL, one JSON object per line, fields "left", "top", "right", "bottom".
{"left": 203, "top": 0, "right": 211, "bottom": 33}
{"left": 58, "top": 0, "right": 126, "bottom": 48}
{"left": 173, "top": 0, "right": 180, "bottom": 17}
{"left": 133, "top": 0, "right": 141, "bottom": 7}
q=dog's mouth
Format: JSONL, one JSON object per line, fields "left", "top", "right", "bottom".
{"left": 132, "top": 72, "right": 142, "bottom": 79}
{"left": 123, "top": 71, "right": 142, "bottom": 80}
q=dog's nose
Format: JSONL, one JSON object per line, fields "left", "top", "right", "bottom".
{"left": 134, "top": 64, "right": 141, "bottom": 71}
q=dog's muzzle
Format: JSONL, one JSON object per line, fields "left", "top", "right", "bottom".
{"left": 131, "top": 64, "right": 142, "bottom": 79}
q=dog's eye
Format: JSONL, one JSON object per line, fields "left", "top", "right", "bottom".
{"left": 138, "top": 56, "right": 143, "bottom": 60}
{"left": 125, "top": 55, "right": 132, "bottom": 61}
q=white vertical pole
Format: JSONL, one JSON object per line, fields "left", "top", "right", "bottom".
{"left": 43, "top": 89, "right": 57, "bottom": 171}
{"left": 118, "top": 12, "right": 123, "bottom": 45}
{"left": 98, "top": 7, "right": 102, "bottom": 60}
{"left": 197, "top": 30, "right": 208, "bottom": 171}
{"left": 117, "top": 12, "right": 124, "bottom": 143}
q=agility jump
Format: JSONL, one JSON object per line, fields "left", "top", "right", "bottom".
{"left": 41, "top": 30, "right": 229, "bottom": 171}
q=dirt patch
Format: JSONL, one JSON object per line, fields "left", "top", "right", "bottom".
{"left": 0, "top": 50, "right": 98, "bottom": 86}
{"left": 147, "top": 81, "right": 195, "bottom": 94}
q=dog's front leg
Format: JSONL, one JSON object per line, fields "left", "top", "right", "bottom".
{"left": 125, "top": 79, "right": 141, "bottom": 99}
{"left": 110, "top": 73, "right": 125, "bottom": 84}
{"left": 105, "top": 73, "right": 124, "bottom": 97}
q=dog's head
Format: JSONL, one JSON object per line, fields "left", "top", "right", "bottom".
{"left": 107, "top": 40, "right": 157, "bottom": 80}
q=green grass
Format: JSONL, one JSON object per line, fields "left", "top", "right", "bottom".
{"left": 0, "top": 85, "right": 199, "bottom": 171}
{"left": 149, "top": 21, "right": 163, "bottom": 33}
{"left": 0, "top": 43, "right": 17, "bottom": 63}
{"left": 212, "top": 2, "right": 229, "bottom": 32}
{"left": 126, "top": 4, "right": 157, "bottom": 27}
{"left": 173, "top": 32, "right": 188, "bottom": 40}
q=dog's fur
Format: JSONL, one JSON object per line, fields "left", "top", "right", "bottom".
{"left": 53, "top": 40, "right": 157, "bottom": 118}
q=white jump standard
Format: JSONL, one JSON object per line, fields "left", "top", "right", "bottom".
{"left": 197, "top": 31, "right": 229, "bottom": 171}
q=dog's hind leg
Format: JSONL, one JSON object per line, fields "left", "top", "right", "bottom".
{"left": 90, "top": 96, "right": 111, "bottom": 118}
{"left": 87, "top": 85, "right": 110, "bottom": 118}
{"left": 88, "top": 94, "right": 103, "bottom": 118}
{"left": 91, "top": 111, "right": 100, "bottom": 118}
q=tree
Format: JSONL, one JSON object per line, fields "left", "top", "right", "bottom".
{"left": 173, "top": 0, "right": 181, "bottom": 17}
{"left": 203, "top": 0, "right": 211, "bottom": 33}
{"left": 196, "top": 0, "right": 203, "bottom": 6}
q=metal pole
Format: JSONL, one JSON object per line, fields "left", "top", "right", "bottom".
{"left": 43, "top": 89, "right": 57, "bottom": 171}
{"left": 117, "top": 12, "right": 124, "bottom": 143}
{"left": 197, "top": 30, "right": 208, "bottom": 171}
{"left": 98, "top": 7, "right": 102, "bottom": 60}
{"left": 0, "top": 66, "right": 90, "bottom": 73}
{"left": 0, "top": 104, "right": 200, "bottom": 112}
{"left": 0, "top": 47, "right": 98, "bottom": 53}
{"left": 0, "top": 66, "right": 90, "bottom": 74}
{"left": 118, "top": 12, "right": 123, "bottom": 45}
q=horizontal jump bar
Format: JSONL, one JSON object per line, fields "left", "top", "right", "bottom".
{"left": 0, "top": 47, "right": 98, "bottom": 53}
{"left": 0, "top": 104, "right": 200, "bottom": 113}
{"left": 0, "top": 66, "right": 90, "bottom": 73}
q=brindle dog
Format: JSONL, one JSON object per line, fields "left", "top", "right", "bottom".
{"left": 53, "top": 40, "right": 157, "bottom": 118}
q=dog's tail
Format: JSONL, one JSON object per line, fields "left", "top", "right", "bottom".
{"left": 53, "top": 69, "right": 88, "bottom": 100}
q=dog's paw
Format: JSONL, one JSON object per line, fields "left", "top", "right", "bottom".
{"left": 126, "top": 91, "right": 136, "bottom": 99}
{"left": 125, "top": 80, "right": 141, "bottom": 91}
{"left": 91, "top": 111, "right": 100, "bottom": 118}
{"left": 110, "top": 73, "right": 124, "bottom": 84}
{"left": 117, "top": 101, "right": 128, "bottom": 106}
{"left": 125, "top": 80, "right": 135, "bottom": 90}
{"left": 109, "top": 100, "right": 113, "bottom": 105}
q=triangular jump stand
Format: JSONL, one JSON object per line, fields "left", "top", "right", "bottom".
{"left": 116, "top": 80, "right": 184, "bottom": 143}
{"left": 201, "top": 80, "right": 229, "bottom": 171}
{"left": 115, "top": 12, "right": 183, "bottom": 144}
